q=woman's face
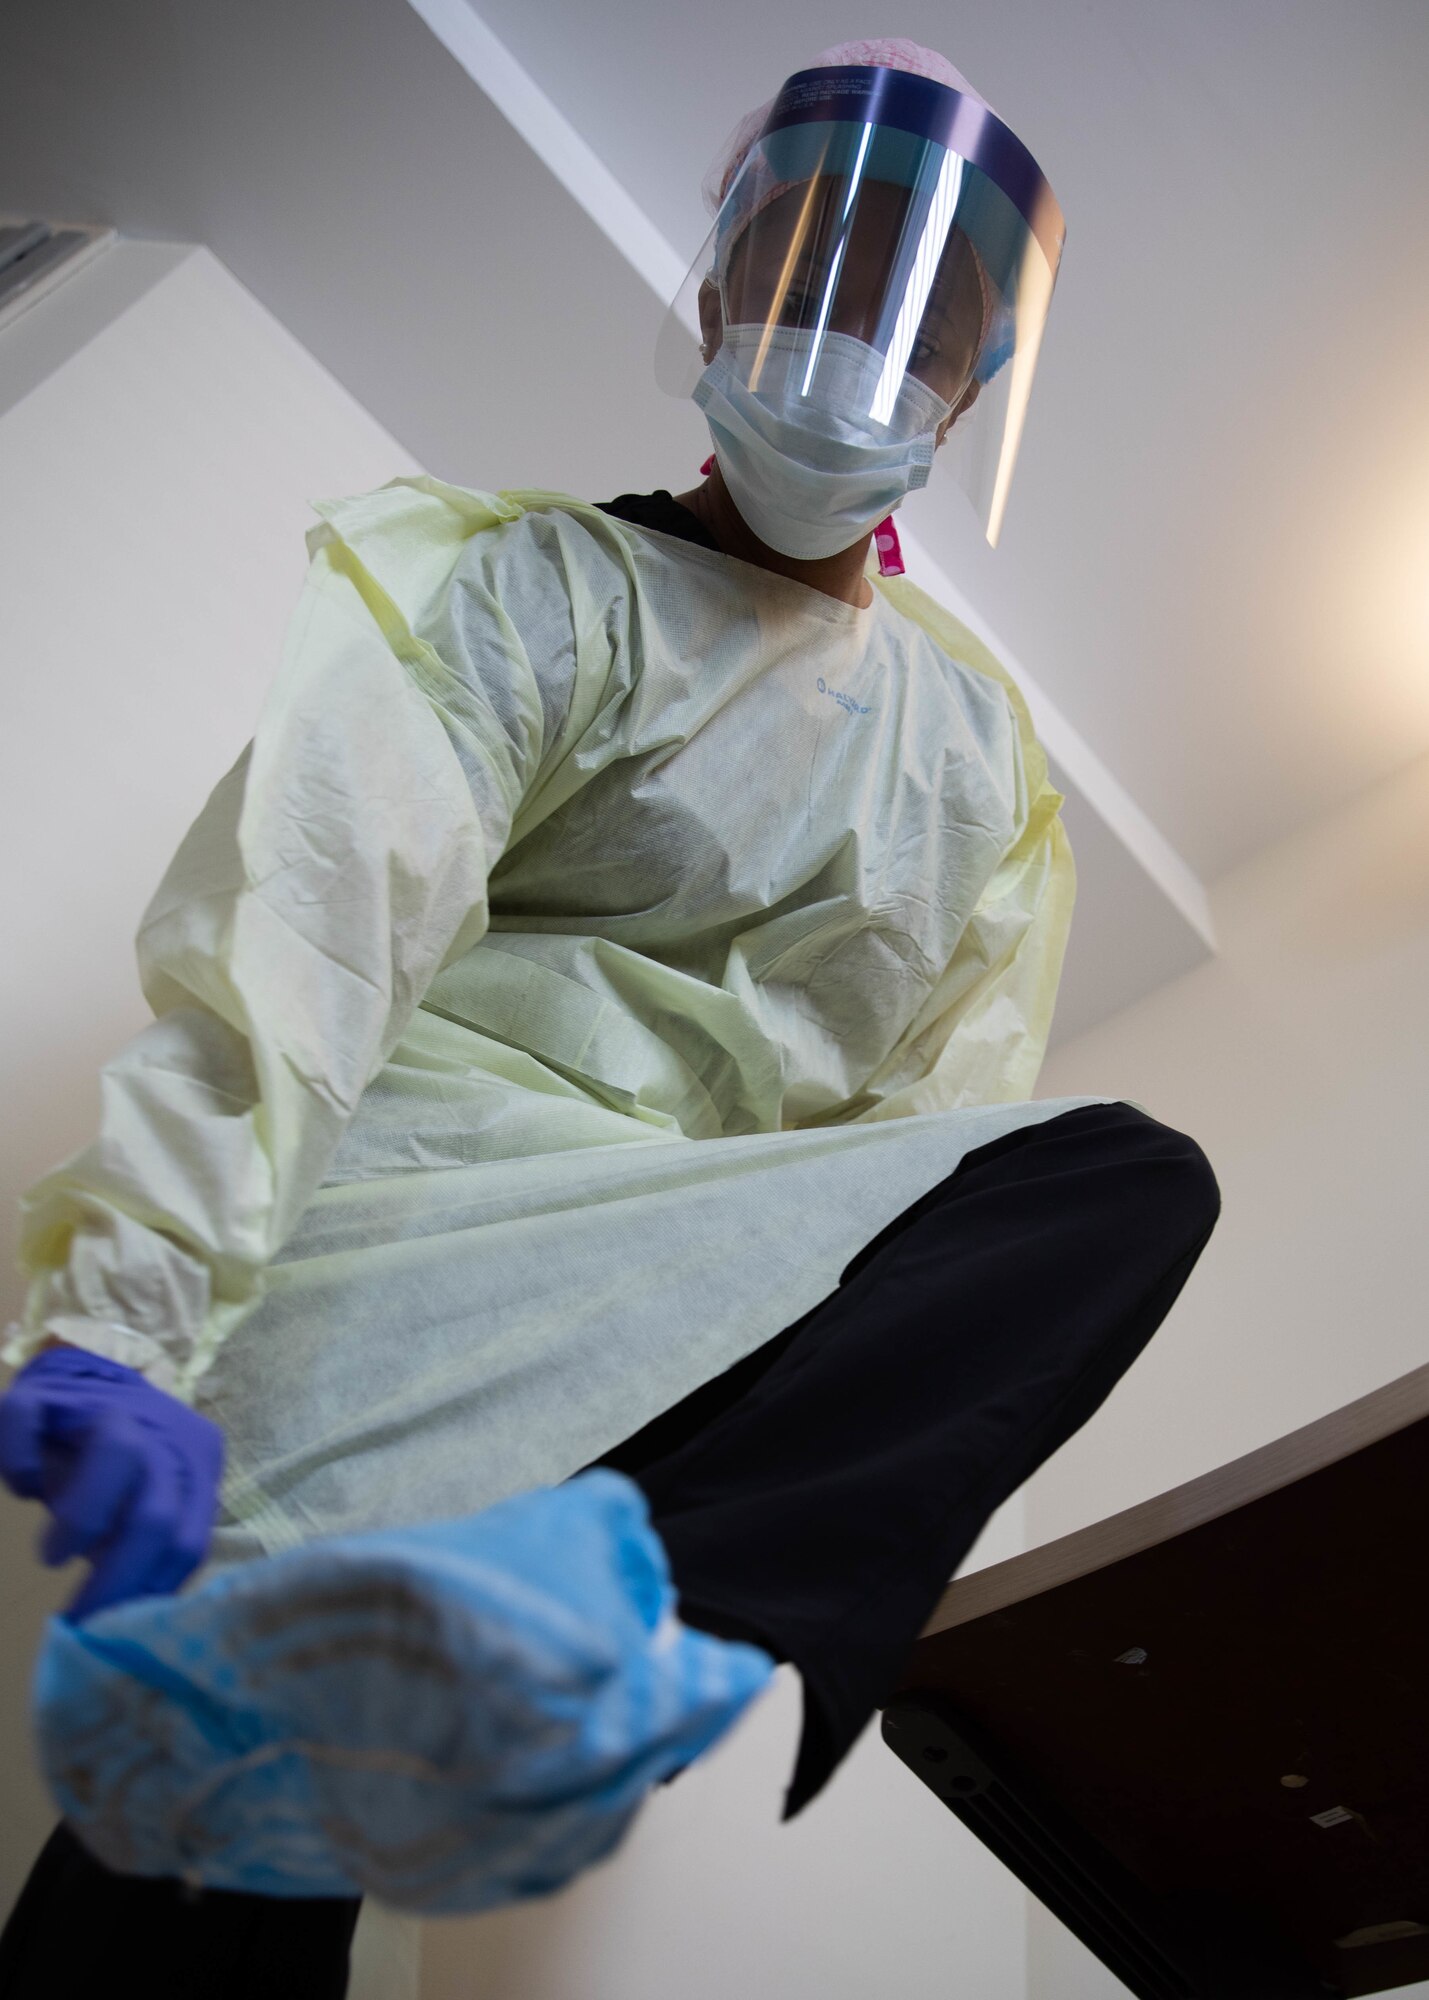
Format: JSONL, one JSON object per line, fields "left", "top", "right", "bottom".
{"left": 703, "top": 177, "right": 987, "bottom": 426}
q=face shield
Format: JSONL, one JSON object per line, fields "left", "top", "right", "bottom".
{"left": 656, "top": 65, "right": 1065, "bottom": 549}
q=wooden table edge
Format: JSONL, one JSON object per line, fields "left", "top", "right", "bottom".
{"left": 916, "top": 1357, "right": 1429, "bottom": 1642}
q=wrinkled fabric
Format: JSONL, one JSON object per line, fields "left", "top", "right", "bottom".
{"left": 34, "top": 1470, "right": 774, "bottom": 1912}
{"left": 4, "top": 476, "right": 1119, "bottom": 1557}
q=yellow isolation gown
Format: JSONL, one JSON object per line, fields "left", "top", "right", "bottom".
{"left": 3, "top": 477, "right": 1123, "bottom": 1564}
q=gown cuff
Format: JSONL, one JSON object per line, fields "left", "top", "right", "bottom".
{"left": 1, "top": 1315, "right": 182, "bottom": 1398}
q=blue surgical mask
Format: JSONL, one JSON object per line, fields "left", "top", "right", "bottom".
{"left": 693, "top": 327, "right": 951, "bottom": 561}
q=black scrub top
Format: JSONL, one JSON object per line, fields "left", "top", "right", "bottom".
{"left": 594, "top": 489, "right": 721, "bottom": 552}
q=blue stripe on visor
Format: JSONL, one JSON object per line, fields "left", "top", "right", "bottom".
{"left": 757, "top": 66, "right": 1065, "bottom": 269}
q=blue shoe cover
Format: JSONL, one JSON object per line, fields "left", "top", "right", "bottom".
{"left": 33, "top": 1470, "right": 774, "bottom": 1912}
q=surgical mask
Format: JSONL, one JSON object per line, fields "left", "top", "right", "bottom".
{"left": 692, "top": 326, "right": 952, "bottom": 561}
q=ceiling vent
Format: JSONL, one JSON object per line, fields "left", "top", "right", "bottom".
{"left": 0, "top": 219, "right": 115, "bottom": 331}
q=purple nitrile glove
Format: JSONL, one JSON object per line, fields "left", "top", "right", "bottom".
{"left": 0, "top": 1346, "right": 224, "bottom": 1622}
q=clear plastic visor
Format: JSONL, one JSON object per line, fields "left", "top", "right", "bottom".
{"left": 658, "top": 110, "right": 1063, "bottom": 545}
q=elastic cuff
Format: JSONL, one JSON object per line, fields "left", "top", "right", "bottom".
{"left": 2, "top": 1316, "right": 182, "bottom": 1398}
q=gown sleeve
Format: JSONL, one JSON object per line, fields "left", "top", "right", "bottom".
{"left": 840, "top": 570, "right": 1078, "bottom": 1123}
{"left": 2, "top": 478, "right": 575, "bottom": 1402}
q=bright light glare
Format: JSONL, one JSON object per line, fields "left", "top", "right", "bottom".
{"left": 870, "top": 150, "right": 964, "bottom": 428}
{"left": 800, "top": 121, "right": 875, "bottom": 399}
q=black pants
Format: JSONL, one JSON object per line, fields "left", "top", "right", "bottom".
{"left": 0, "top": 1101, "right": 1220, "bottom": 1998}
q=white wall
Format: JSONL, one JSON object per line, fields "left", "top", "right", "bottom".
{"left": 1026, "top": 744, "right": 1429, "bottom": 1995}
{"left": 0, "top": 240, "right": 1031, "bottom": 2000}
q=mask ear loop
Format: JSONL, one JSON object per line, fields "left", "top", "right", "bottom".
{"left": 873, "top": 516, "right": 905, "bottom": 576}
{"left": 697, "top": 457, "right": 906, "bottom": 577}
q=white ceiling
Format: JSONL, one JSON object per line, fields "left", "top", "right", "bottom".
{"left": 4, "top": 0, "right": 1427, "bottom": 1045}
{"left": 468, "top": 0, "right": 1429, "bottom": 881}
